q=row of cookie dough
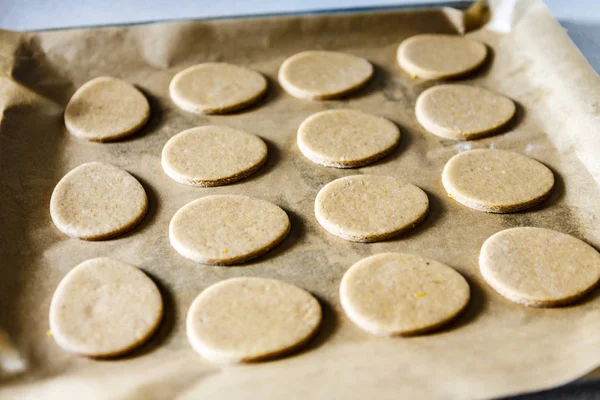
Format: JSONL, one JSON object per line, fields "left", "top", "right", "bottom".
{"left": 49, "top": 144, "right": 555, "bottom": 246}
{"left": 64, "top": 33, "right": 508, "bottom": 144}
{"left": 50, "top": 228, "right": 600, "bottom": 362}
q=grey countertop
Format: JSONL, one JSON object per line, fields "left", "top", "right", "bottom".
{"left": 1, "top": 1, "right": 599, "bottom": 399}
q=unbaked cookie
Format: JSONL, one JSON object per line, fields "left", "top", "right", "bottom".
{"left": 64, "top": 77, "right": 150, "bottom": 142}
{"left": 340, "top": 253, "right": 470, "bottom": 336}
{"left": 49, "top": 258, "right": 163, "bottom": 357}
{"left": 442, "top": 149, "right": 554, "bottom": 213}
{"left": 278, "top": 51, "right": 373, "bottom": 100}
{"left": 480, "top": 227, "right": 600, "bottom": 307}
{"left": 50, "top": 162, "right": 148, "bottom": 240}
{"left": 186, "top": 277, "right": 321, "bottom": 363}
{"left": 169, "top": 63, "right": 267, "bottom": 114}
{"left": 397, "top": 34, "right": 487, "bottom": 79}
{"left": 297, "top": 109, "right": 400, "bottom": 168}
{"left": 315, "top": 175, "right": 429, "bottom": 242}
{"left": 169, "top": 195, "right": 290, "bottom": 265}
{"left": 416, "top": 84, "right": 515, "bottom": 140}
{"left": 161, "top": 126, "right": 267, "bottom": 186}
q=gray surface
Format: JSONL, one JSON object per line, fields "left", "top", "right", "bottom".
{"left": 1, "top": 0, "right": 599, "bottom": 399}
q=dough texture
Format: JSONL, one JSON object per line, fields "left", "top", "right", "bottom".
{"left": 278, "top": 51, "right": 373, "bottom": 100}
{"left": 49, "top": 258, "right": 163, "bottom": 357}
{"left": 315, "top": 175, "right": 429, "bottom": 242}
{"left": 50, "top": 162, "right": 148, "bottom": 240}
{"left": 64, "top": 77, "right": 150, "bottom": 142}
{"left": 169, "top": 195, "right": 290, "bottom": 265}
{"left": 416, "top": 84, "right": 515, "bottom": 140}
{"left": 169, "top": 63, "right": 267, "bottom": 114}
{"left": 397, "top": 34, "right": 487, "bottom": 79}
{"left": 161, "top": 126, "right": 267, "bottom": 186}
{"left": 186, "top": 277, "right": 321, "bottom": 363}
{"left": 442, "top": 149, "right": 554, "bottom": 213}
{"left": 297, "top": 109, "right": 400, "bottom": 168}
{"left": 340, "top": 253, "right": 470, "bottom": 336}
{"left": 480, "top": 227, "right": 600, "bottom": 307}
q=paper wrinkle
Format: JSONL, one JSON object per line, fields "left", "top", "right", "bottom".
{"left": 1, "top": 1, "right": 600, "bottom": 399}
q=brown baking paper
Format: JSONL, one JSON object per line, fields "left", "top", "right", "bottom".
{"left": 1, "top": 0, "right": 600, "bottom": 398}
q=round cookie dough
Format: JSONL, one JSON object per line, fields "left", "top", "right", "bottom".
{"left": 340, "top": 253, "right": 470, "bottom": 336}
{"left": 162, "top": 126, "right": 267, "bottom": 186}
{"left": 415, "top": 84, "right": 516, "bottom": 140}
{"left": 278, "top": 51, "right": 373, "bottom": 100}
{"left": 50, "top": 162, "right": 148, "bottom": 240}
{"left": 297, "top": 109, "right": 400, "bottom": 168}
{"left": 480, "top": 227, "right": 600, "bottom": 307}
{"left": 64, "top": 77, "right": 150, "bottom": 142}
{"left": 315, "top": 175, "right": 429, "bottom": 242}
{"left": 169, "top": 63, "right": 267, "bottom": 114}
{"left": 442, "top": 149, "right": 554, "bottom": 213}
{"left": 49, "top": 258, "right": 163, "bottom": 357}
{"left": 397, "top": 34, "right": 487, "bottom": 79}
{"left": 169, "top": 195, "right": 290, "bottom": 265}
{"left": 186, "top": 277, "right": 322, "bottom": 363}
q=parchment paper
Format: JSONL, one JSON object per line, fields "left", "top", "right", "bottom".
{"left": 1, "top": 0, "right": 600, "bottom": 398}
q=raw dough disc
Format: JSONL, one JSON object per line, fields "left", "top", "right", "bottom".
{"left": 315, "top": 175, "right": 429, "bottom": 242}
{"left": 50, "top": 162, "right": 148, "bottom": 240}
{"left": 341, "top": 253, "right": 470, "bottom": 336}
{"left": 397, "top": 34, "right": 487, "bottom": 79}
{"left": 297, "top": 109, "right": 400, "bottom": 168}
{"left": 415, "top": 84, "right": 516, "bottom": 140}
{"left": 49, "top": 258, "right": 163, "bottom": 357}
{"left": 442, "top": 149, "right": 554, "bottom": 213}
{"left": 64, "top": 77, "right": 150, "bottom": 142}
{"left": 278, "top": 51, "right": 373, "bottom": 100}
{"left": 161, "top": 126, "right": 267, "bottom": 186}
{"left": 186, "top": 277, "right": 322, "bottom": 363}
{"left": 169, "top": 195, "right": 290, "bottom": 265}
{"left": 169, "top": 63, "right": 267, "bottom": 114}
{"left": 480, "top": 227, "right": 600, "bottom": 307}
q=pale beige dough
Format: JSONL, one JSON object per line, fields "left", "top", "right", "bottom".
{"left": 64, "top": 77, "right": 150, "bottom": 142}
{"left": 49, "top": 258, "right": 163, "bottom": 357}
{"left": 50, "top": 162, "right": 148, "bottom": 240}
{"left": 416, "top": 84, "right": 516, "bottom": 140}
{"left": 480, "top": 227, "right": 600, "bottom": 307}
{"left": 169, "top": 63, "right": 267, "bottom": 114}
{"left": 169, "top": 195, "right": 290, "bottom": 265}
{"left": 278, "top": 51, "right": 373, "bottom": 100}
{"left": 442, "top": 149, "right": 554, "bottom": 213}
{"left": 186, "top": 277, "right": 321, "bottom": 363}
{"left": 397, "top": 34, "right": 487, "bottom": 79}
{"left": 161, "top": 126, "right": 267, "bottom": 186}
{"left": 315, "top": 175, "right": 429, "bottom": 242}
{"left": 297, "top": 109, "right": 400, "bottom": 168}
{"left": 340, "top": 253, "right": 470, "bottom": 336}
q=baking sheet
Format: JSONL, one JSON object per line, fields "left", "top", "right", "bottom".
{"left": 2, "top": 0, "right": 600, "bottom": 398}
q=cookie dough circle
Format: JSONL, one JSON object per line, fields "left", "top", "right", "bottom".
{"left": 397, "top": 34, "right": 487, "bottom": 79}
{"left": 480, "top": 227, "right": 600, "bottom": 307}
{"left": 278, "top": 51, "right": 373, "bottom": 100}
{"left": 297, "top": 109, "right": 400, "bottom": 168}
{"left": 341, "top": 253, "right": 470, "bottom": 336}
{"left": 50, "top": 162, "right": 148, "bottom": 240}
{"left": 169, "top": 195, "right": 290, "bottom": 265}
{"left": 187, "top": 277, "right": 321, "bottom": 363}
{"left": 169, "top": 63, "right": 267, "bottom": 114}
{"left": 315, "top": 175, "right": 429, "bottom": 242}
{"left": 442, "top": 149, "right": 554, "bottom": 213}
{"left": 65, "top": 77, "right": 150, "bottom": 142}
{"left": 49, "top": 258, "right": 163, "bottom": 357}
{"left": 161, "top": 126, "right": 267, "bottom": 187}
{"left": 416, "top": 84, "right": 516, "bottom": 140}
